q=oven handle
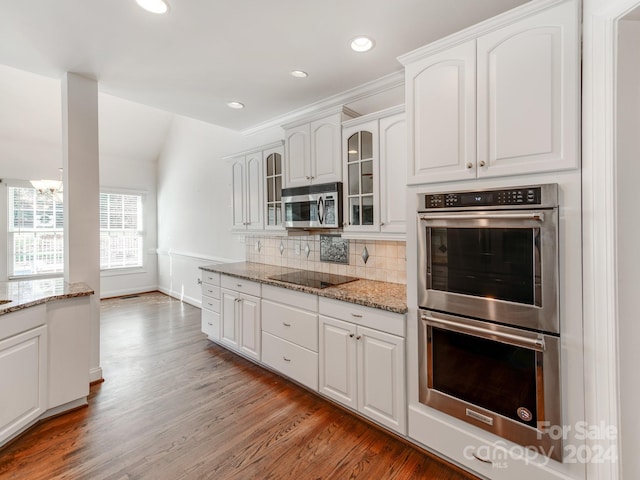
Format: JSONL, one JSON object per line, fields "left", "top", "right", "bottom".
{"left": 418, "top": 212, "right": 544, "bottom": 222}
{"left": 421, "top": 314, "right": 546, "bottom": 352}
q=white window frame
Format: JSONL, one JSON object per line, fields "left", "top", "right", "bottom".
{"left": 7, "top": 184, "right": 65, "bottom": 279}
{"left": 99, "top": 189, "right": 146, "bottom": 274}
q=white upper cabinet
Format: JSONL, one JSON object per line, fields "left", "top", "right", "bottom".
{"left": 283, "top": 107, "right": 358, "bottom": 188}
{"left": 228, "top": 141, "right": 284, "bottom": 232}
{"left": 230, "top": 152, "right": 263, "bottom": 231}
{"left": 401, "top": 0, "right": 580, "bottom": 184}
{"left": 405, "top": 41, "right": 476, "bottom": 183}
{"left": 342, "top": 106, "right": 406, "bottom": 238}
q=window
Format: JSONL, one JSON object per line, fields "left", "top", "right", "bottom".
{"left": 7, "top": 188, "right": 144, "bottom": 277}
{"left": 100, "top": 193, "right": 143, "bottom": 270}
{"left": 8, "top": 186, "right": 64, "bottom": 277}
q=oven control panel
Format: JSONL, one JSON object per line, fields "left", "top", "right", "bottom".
{"left": 425, "top": 186, "right": 543, "bottom": 209}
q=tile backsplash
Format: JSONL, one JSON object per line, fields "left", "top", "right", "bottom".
{"left": 245, "top": 234, "right": 407, "bottom": 285}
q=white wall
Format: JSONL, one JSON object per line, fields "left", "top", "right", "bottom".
{"left": 98, "top": 95, "right": 172, "bottom": 298}
{"left": 156, "top": 114, "right": 282, "bottom": 305}
{"left": 616, "top": 18, "right": 640, "bottom": 480}
{"left": 0, "top": 66, "right": 172, "bottom": 297}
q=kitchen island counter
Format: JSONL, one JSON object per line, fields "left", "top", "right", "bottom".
{"left": 0, "top": 277, "right": 94, "bottom": 316}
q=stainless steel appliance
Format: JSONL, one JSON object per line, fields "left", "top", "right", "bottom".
{"left": 416, "top": 184, "right": 563, "bottom": 461}
{"left": 417, "top": 183, "right": 559, "bottom": 333}
{"left": 282, "top": 182, "right": 342, "bottom": 229}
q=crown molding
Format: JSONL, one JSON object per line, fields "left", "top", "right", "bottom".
{"left": 240, "top": 69, "right": 405, "bottom": 136}
{"left": 397, "top": 0, "right": 569, "bottom": 65}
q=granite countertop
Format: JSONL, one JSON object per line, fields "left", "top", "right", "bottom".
{"left": 0, "top": 277, "right": 95, "bottom": 316}
{"left": 200, "top": 262, "right": 408, "bottom": 314}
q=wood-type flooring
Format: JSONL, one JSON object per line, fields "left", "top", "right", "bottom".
{"left": 0, "top": 291, "right": 479, "bottom": 480}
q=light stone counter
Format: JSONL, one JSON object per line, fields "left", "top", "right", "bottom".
{"left": 0, "top": 277, "right": 94, "bottom": 316}
{"left": 199, "top": 262, "right": 407, "bottom": 314}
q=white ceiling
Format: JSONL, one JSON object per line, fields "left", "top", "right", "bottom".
{"left": 0, "top": 0, "right": 529, "bottom": 132}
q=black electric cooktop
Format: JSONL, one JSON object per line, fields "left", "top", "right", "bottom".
{"left": 268, "top": 270, "right": 358, "bottom": 289}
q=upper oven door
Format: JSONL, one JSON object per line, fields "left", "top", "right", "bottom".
{"left": 417, "top": 208, "right": 558, "bottom": 333}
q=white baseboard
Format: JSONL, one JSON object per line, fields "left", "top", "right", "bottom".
{"left": 100, "top": 285, "right": 159, "bottom": 299}
{"left": 158, "top": 286, "right": 202, "bottom": 308}
{"left": 89, "top": 366, "right": 103, "bottom": 383}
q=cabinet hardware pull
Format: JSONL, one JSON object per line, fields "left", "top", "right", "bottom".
{"left": 207, "top": 322, "right": 213, "bottom": 326}
{"left": 283, "top": 357, "right": 291, "bottom": 362}
{"left": 349, "top": 333, "right": 355, "bottom": 338}
{"left": 197, "top": 278, "right": 202, "bottom": 285}
{"left": 479, "top": 160, "right": 486, "bottom": 167}
{"left": 380, "top": 222, "right": 384, "bottom": 226}
{"left": 472, "top": 453, "right": 493, "bottom": 465}
{"left": 356, "top": 335, "right": 362, "bottom": 340}
{"left": 236, "top": 284, "right": 242, "bottom": 287}
{"left": 283, "top": 322, "right": 291, "bottom": 327}
{"left": 466, "top": 162, "right": 473, "bottom": 169}
{"left": 351, "top": 313, "right": 363, "bottom": 318}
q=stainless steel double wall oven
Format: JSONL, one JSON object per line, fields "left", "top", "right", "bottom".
{"left": 417, "top": 184, "right": 563, "bottom": 461}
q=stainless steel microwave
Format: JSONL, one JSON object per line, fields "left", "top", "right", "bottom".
{"left": 282, "top": 182, "right": 343, "bottom": 229}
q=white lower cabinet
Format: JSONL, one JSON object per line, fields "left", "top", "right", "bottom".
{"left": 319, "top": 298, "right": 406, "bottom": 435}
{"left": 0, "top": 306, "right": 48, "bottom": 446}
{"left": 220, "top": 275, "right": 261, "bottom": 361}
{"left": 201, "top": 271, "right": 221, "bottom": 341}
{"left": 261, "top": 285, "right": 318, "bottom": 391}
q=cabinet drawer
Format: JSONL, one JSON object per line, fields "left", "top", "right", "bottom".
{"left": 202, "top": 284, "right": 220, "bottom": 300}
{"left": 262, "top": 284, "right": 317, "bottom": 311}
{"left": 221, "top": 275, "right": 261, "bottom": 297}
{"left": 201, "top": 309, "right": 220, "bottom": 341}
{"left": 202, "top": 296, "right": 220, "bottom": 313}
{"left": 262, "top": 332, "right": 318, "bottom": 391}
{"left": 201, "top": 270, "right": 220, "bottom": 286}
{"left": 262, "top": 300, "right": 318, "bottom": 352}
{"left": 319, "top": 297, "right": 405, "bottom": 337}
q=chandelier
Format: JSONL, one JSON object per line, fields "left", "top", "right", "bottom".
{"left": 31, "top": 168, "right": 63, "bottom": 203}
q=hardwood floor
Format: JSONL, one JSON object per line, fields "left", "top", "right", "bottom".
{"left": 0, "top": 292, "right": 478, "bottom": 480}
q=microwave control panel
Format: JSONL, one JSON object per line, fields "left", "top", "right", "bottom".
{"left": 425, "top": 187, "right": 544, "bottom": 209}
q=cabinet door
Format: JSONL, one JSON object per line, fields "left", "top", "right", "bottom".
{"left": 379, "top": 113, "right": 406, "bottom": 235}
{"left": 0, "top": 325, "right": 47, "bottom": 444}
{"left": 238, "top": 294, "right": 261, "bottom": 361}
{"left": 284, "top": 124, "right": 310, "bottom": 187}
{"left": 310, "top": 114, "right": 342, "bottom": 184}
{"left": 221, "top": 289, "right": 239, "bottom": 349}
{"left": 343, "top": 120, "right": 379, "bottom": 232}
{"left": 319, "top": 316, "right": 357, "bottom": 409}
{"left": 476, "top": 0, "right": 579, "bottom": 177}
{"left": 231, "top": 157, "right": 246, "bottom": 229}
{"left": 263, "top": 145, "right": 284, "bottom": 230}
{"left": 406, "top": 40, "right": 476, "bottom": 184}
{"left": 357, "top": 326, "right": 406, "bottom": 434}
{"left": 245, "top": 152, "right": 264, "bottom": 230}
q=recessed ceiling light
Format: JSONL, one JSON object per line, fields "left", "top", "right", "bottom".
{"left": 227, "top": 101, "right": 245, "bottom": 109}
{"left": 136, "top": 0, "right": 169, "bottom": 14}
{"left": 290, "top": 70, "right": 308, "bottom": 78}
{"left": 350, "top": 36, "right": 375, "bottom": 53}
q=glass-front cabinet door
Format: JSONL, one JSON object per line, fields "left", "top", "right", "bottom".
{"left": 343, "top": 120, "right": 379, "bottom": 231}
{"left": 264, "top": 145, "right": 284, "bottom": 229}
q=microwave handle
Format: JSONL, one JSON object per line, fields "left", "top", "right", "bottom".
{"left": 421, "top": 313, "right": 546, "bottom": 351}
{"left": 317, "top": 197, "right": 324, "bottom": 225}
{"left": 418, "top": 212, "right": 544, "bottom": 222}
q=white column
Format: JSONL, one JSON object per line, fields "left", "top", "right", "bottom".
{"left": 62, "top": 72, "right": 102, "bottom": 383}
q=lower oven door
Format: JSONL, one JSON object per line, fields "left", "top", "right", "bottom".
{"left": 419, "top": 310, "right": 563, "bottom": 461}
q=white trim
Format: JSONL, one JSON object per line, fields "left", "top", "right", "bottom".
{"left": 397, "top": 0, "right": 568, "bottom": 65}
{"left": 241, "top": 71, "right": 404, "bottom": 136}
{"left": 341, "top": 104, "right": 405, "bottom": 128}
{"left": 155, "top": 249, "right": 237, "bottom": 264}
{"left": 581, "top": 1, "right": 640, "bottom": 478}
{"left": 221, "top": 140, "right": 284, "bottom": 161}
{"left": 99, "top": 284, "right": 158, "bottom": 299}
{"left": 157, "top": 285, "right": 201, "bottom": 308}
